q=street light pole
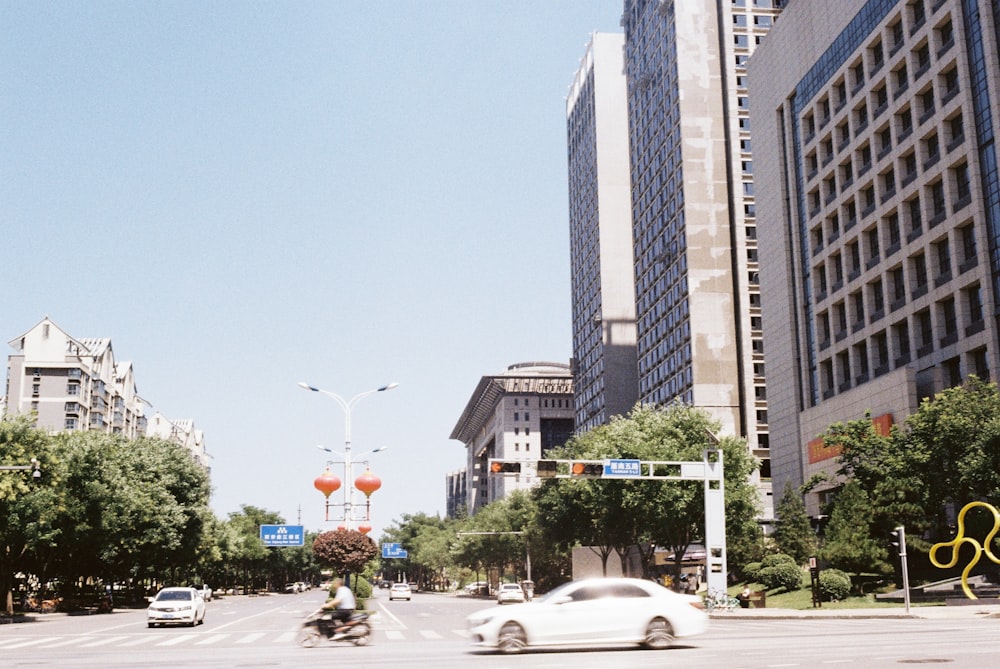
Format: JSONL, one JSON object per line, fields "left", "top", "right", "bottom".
{"left": 0, "top": 458, "right": 41, "bottom": 478}
{"left": 299, "top": 381, "right": 397, "bottom": 528}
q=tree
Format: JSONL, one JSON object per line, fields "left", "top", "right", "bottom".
{"left": 819, "top": 481, "right": 890, "bottom": 577}
{"left": 533, "top": 403, "right": 761, "bottom": 582}
{"left": 0, "top": 417, "right": 54, "bottom": 615}
{"left": 831, "top": 378, "right": 1000, "bottom": 551}
{"left": 772, "top": 482, "right": 816, "bottom": 565}
{"left": 312, "top": 530, "right": 377, "bottom": 584}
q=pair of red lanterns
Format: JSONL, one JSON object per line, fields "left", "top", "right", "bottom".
{"left": 313, "top": 467, "right": 382, "bottom": 534}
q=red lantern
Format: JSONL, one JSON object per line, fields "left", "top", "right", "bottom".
{"left": 313, "top": 469, "right": 342, "bottom": 497}
{"left": 355, "top": 469, "right": 382, "bottom": 497}
{"left": 359, "top": 522, "right": 372, "bottom": 534}
{"left": 337, "top": 523, "right": 347, "bottom": 531}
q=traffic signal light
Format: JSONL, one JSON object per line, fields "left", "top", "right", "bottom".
{"left": 489, "top": 460, "right": 521, "bottom": 474}
{"left": 888, "top": 526, "right": 907, "bottom": 555}
{"left": 570, "top": 461, "right": 603, "bottom": 478}
{"left": 536, "top": 460, "right": 557, "bottom": 478}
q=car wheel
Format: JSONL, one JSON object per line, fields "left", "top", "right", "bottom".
{"left": 296, "top": 627, "right": 322, "bottom": 648}
{"left": 497, "top": 621, "right": 527, "bottom": 654}
{"left": 641, "top": 617, "right": 675, "bottom": 650}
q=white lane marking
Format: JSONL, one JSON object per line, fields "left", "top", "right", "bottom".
{"left": 80, "top": 635, "right": 129, "bottom": 647}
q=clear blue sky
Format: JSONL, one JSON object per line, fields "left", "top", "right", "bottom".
{"left": 2, "top": 1, "right": 623, "bottom": 539}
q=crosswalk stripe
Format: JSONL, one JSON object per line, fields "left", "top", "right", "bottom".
{"left": 156, "top": 635, "right": 194, "bottom": 646}
{"left": 237, "top": 632, "right": 266, "bottom": 644}
{"left": 2, "top": 637, "right": 59, "bottom": 649}
{"left": 194, "top": 634, "right": 230, "bottom": 645}
{"left": 274, "top": 631, "right": 296, "bottom": 643}
{"left": 81, "top": 635, "right": 128, "bottom": 647}
{"left": 419, "top": 630, "right": 442, "bottom": 639}
{"left": 118, "top": 636, "right": 153, "bottom": 647}
{"left": 385, "top": 630, "right": 405, "bottom": 640}
{"left": 47, "top": 636, "right": 92, "bottom": 648}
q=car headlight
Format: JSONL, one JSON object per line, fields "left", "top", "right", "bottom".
{"left": 467, "top": 615, "right": 493, "bottom": 627}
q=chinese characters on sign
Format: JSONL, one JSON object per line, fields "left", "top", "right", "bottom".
{"left": 259, "top": 524, "right": 305, "bottom": 547}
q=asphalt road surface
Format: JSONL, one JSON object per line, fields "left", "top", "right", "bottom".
{"left": 3, "top": 588, "right": 999, "bottom": 668}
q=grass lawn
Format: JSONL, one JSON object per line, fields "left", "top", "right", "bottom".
{"left": 727, "top": 573, "right": 936, "bottom": 610}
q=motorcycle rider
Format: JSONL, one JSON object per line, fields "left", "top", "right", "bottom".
{"left": 321, "top": 577, "right": 356, "bottom": 639}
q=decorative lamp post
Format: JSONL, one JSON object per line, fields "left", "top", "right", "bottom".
{"left": 299, "top": 381, "right": 397, "bottom": 529}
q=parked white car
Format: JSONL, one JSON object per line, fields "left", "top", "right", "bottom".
{"left": 147, "top": 587, "right": 206, "bottom": 627}
{"left": 496, "top": 583, "right": 526, "bottom": 604}
{"left": 467, "top": 577, "right": 707, "bottom": 654}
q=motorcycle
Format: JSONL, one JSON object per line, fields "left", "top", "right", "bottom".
{"left": 296, "top": 608, "right": 374, "bottom": 647}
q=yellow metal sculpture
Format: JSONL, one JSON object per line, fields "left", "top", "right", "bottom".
{"left": 929, "top": 501, "right": 1000, "bottom": 599}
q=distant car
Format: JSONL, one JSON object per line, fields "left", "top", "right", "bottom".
{"left": 467, "top": 577, "right": 708, "bottom": 654}
{"left": 191, "top": 584, "right": 212, "bottom": 602}
{"left": 379, "top": 580, "right": 392, "bottom": 589}
{"left": 497, "top": 583, "right": 526, "bottom": 604}
{"left": 389, "top": 583, "right": 412, "bottom": 601}
{"left": 465, "top": 581, "right": 489, "bottom": 595}
{"left": 285, "top": 583, "right": 301, "bottom": 593}
{"left": 147, "top": 587, "right": 206, "bottom": 627}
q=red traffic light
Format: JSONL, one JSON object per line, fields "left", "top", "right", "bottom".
{"left": 490, "top": 461, "right": 521, "bottom": 474}
{"left": 570, "top": 462, "right": 603, "bottom": 478}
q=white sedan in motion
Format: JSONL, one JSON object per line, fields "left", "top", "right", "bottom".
{"left": 147, "top": 587, "right": 206, "bottom": 627}
{"left": 467, "top": 577, "right": 707, "bottom": 654}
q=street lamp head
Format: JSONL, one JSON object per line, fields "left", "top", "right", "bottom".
{"left": 371, "top": 446, "right": 389, "bottom": 454}
{"left": 297, "top": 382, "right": 319, "bottom": 392}
{"left": 379, "top": 382, "right": 400, "bottom": 392}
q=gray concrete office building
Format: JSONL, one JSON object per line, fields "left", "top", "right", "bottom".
{"left": 621, "top": 0, "right": 783, "bottom": 512}
{"left": 567, "top": 32, "right": 639, "bottom": 433}
{"left": 750, "top": 0, "right": 1000, "bottom": 514}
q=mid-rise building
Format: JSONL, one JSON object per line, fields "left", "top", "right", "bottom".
{"left": 4, "top": 316, "right": 209, "bottom": 469}
{"left": 567, "top": 32, "right": 640, "bottom": 433}
{"left": 750, "top": 0, "right": 1000, "bottom": 514}
{"left": 146, "top": 412, "right": 210, "bottom": 470}
{"left": 6, "top": 316, "right": 148, "bottom": 438}
{"left": 449, "top": 362, "right": 574, "bottom": 515}
{"left": 620, "top": 0, "right": 783, "bottom": 516}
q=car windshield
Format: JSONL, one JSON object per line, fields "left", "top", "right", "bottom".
{"left": 535, "top": 581, "right": 576, "bottom": 603}
{"left": 156, "top": 590, "right": 192, "bottom": 601}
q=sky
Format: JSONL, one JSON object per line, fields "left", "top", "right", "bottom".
{"left": 1, "top": 2, "right": 624, "bottom": 540}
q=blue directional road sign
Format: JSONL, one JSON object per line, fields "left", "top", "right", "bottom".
{"left": 381, "top": 542, "right": 408, "bottom": 559}
{"left": 604, "top": 458, "right": 642, "bottom": 478}
{"left": 260, "top": 524, "right": 305, "bottom": 547}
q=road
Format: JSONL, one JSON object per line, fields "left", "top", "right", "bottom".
{"left": 2, "top": 588, "right": 999, "bottom": 668}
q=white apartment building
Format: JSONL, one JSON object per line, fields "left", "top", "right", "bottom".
{"left": 5, "top": 316, "right": 208, "bottom": 468}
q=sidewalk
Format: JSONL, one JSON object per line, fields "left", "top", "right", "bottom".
{"left": 712, "top": 602, "right": 1000, "bottom": 620}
